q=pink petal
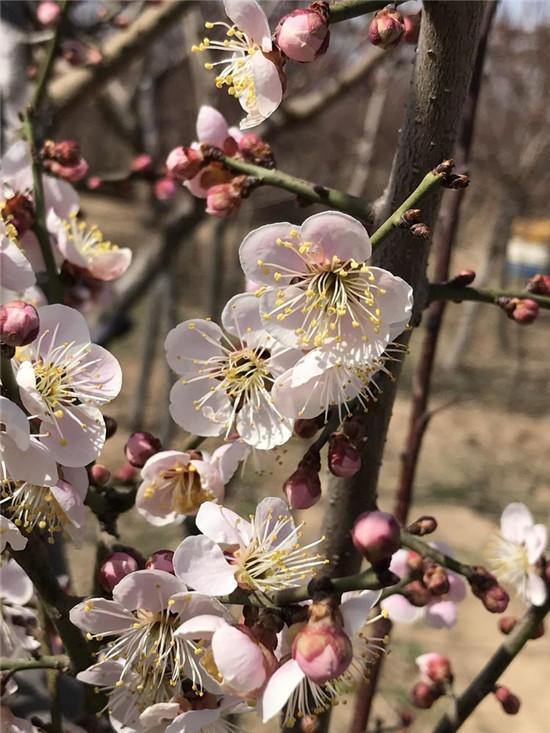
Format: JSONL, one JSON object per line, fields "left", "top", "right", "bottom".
{"left": 258, "top": 285, "right": 309, "bottom": 350}
{"left": 196, "top": 105, "right": 230, "bottom": 147}
{"left": 389, "top": 549, "right": 410, "bottom": 578}
{"left": 425, "top": 600, "right": 457, "bottom": 629}
{"left": 243, "top": 52, "right": 282, "bottom": 124}
{"left": 112, "top": 569, "right": 185, "bottom": 612}
{"left": 211, "top": 440, "right": 248, "bottom": 484}
{"left": 39, "top": 403, "right": 106, "bottom": 467}
{"left": 175, "top": 614, "right": 230, "bottom": 640}
{"left": 165, "top": 319, "right": 224, "bottom": 376}
{"left": 87, "top": 248, "right": 132, "bottom": 281}
{"left": 500, "top": 502, "right": 534, "bottom": 543}
{"left": 261, "top": 659, "right": 304, "bottom": 723}
{"left": 36, "top": 304, "right": 90, "bottom": 355}
{"left": 61, "top": 465, "right": 89, "bottom": 500}
{"left": 223, "top": 0, "right": 272, "bottom": 51}
{"left": 221, "top": 292, "right": 265, "bottom": 337}
{"left": 340, "top": 590, "right": 381, "bottom": 636}
{"left": 446, "top": 572, "right": 467, "bottom": 604}
{"left": 239, "top": 222, "right": 305, "bottom": 286}
{"left": 0, "top": 396, "right": 30, "bottom": 450}
{"left": 79, "top": 343, "right": 122, "bottom": 401}
{"left": 173, "top": 535, "right": 237, "bottom": 595}
{"left": 43, "top": 175, "right": 80, "bottom": 219}
{"left": 0, "top": 237, "right": 35, "bottom": 290}
{"left": 300, "top": 211, "right": 372, "bottom": 263}
{"left": 212, "top": 624, "right": 266, "bottom": 695}
{"left": 381, "top": 594, "right": 423, "bottom": 623}
{"left": 169, "top": 379, "right": 230, "bottom": 437}
{"left": 4, "top": 435, "right": 59, "bottom": 487}
{"left": 141, "top": 450, "right": 190, "bottom": 480}
{"left": 196, "top": 501, "right": 252, "bottom": 545}
{"left": 69, "top": 598, "right": 134, "bottom": 635}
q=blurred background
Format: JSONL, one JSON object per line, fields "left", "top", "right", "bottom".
{"left": 2, "top": 1, "right": 549, "bottom": 731}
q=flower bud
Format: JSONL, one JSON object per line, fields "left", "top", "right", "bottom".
{"left": 526, "top": 273, "right": 550, "bottom": 295}
{"left": 37, "top": 1, "right": 61, "bottom": 26}
{"left": 423, "top": 564, "right": 450, "bottom": 597}
{"left": 416, "top": 653, "right": 453, "bottom": 685}
{"left": 292, "top": 597, "right": 353, "bottom": 684}
{"left": 410, "top": 223, "right": 432, "bottom": 240}
{"left": 205, "top": 181, "right": 243, "bottom": 218}
{"left": 498, "top": 616, "right": 517, "bottom": 635}
{"left": 294, "top": 416, "right": 324, "bottom": 439}
{"left": 99, "top": 552, "right": 139, "bottom": 592}
{"left": 403, "top": 580, "right": 431, "bottom": 607}
{"left": 145, "top": 550, "right": 175, "bottom": 574}
{"left": 448, "top": 269, "right": 476, "bottom": 287}
{"left": 483, "top": 584, "right": 510, "bottom": 613}
{"left": 407, "top": 515, "right": 438, "bottom": 536}
{"left": 275, "top": 2, "right": 330, "bottom": 63}
{"left": 403, "top": 12, "right": 421, "bottom": 44}
{"left": 41, "top": 140, "right": 89, "bottom": 182}
{"left": 90, "top": 464, "right": 111, "bottom": 486}
{"left": 86, "top": 175, "right": 103, "bottom": 190}
{"left": 411, "top": 681, "right": 439, "bottom": 709}
{"left": 0, "top": 301, "right": 40, "bottom": 347}
{"left": 154, "top": 177, "right": 177, "bottom": 201}
{"left": 470, "top": 566, "right": 509, "bottom": 613}
{"left": 131, "top": 153, "right": 154, "bottom": 174}
{"left": 114, "top": 462, "right": 137, "bottom": 484}
{"left": 368, "top": 7, "right": 405, "bottom": 49}
{"left": 284, "top": 465, "right": 322, "bottom": 509}
{"left": 341, "top": 414, "right": 367, "bottom": 444}
{"left": 1, "top": 193, "right": 35, "bottom": 236}
{"left": 300, "top": 715, "right": 320, "bottom": 733}
{"left": 124, "top": 431, "right": 162, "bottom": 468}
{"left": 511, "top": 298, "right": 539, "bottom": 325}
{"left": 406, "top": 550, "right": 424, "bottom": 574}
{"left": 328, "top": 433, "right": 361, "bottom": 478}
{"left": 237, "top": 133, "right": 274, "bottom": 167}
{"left": 352, "top": 510, "right": 401, "bottom": 565}
{"left": 166, "top": 146, "right": 204, "bottom": 180}
{"left": 494, "top": 686, "right": 520, "bottom": 715}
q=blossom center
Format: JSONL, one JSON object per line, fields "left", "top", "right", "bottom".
{"left": 65, "top": 213, "right": 120, "bottom": 260}
{"left": 1, "top": 480, "right": 66, "bottom": 542}
{"left": 146, "top": 462, "right": 214, "bottom": 515}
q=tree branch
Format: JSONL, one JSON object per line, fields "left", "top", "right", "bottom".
{"left": 329, "top": 0, "right": 406, "bottom": 24}
{"left": 0, "top": 655, "right": 70, "bottom": 674}
{"left": 401, "top": 531, "right": 475, "bottom": 580}
{"left": 432, "top": 597, "right": 550, "bottom": 733}
{"left": 428, "top": 282, "right": 550, "bottom": 311}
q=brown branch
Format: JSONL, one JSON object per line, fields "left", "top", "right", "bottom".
{"left": 428, "top": 283, "right": 550, "bottom": 311}
{"left": 432, "top": 596, "right": 550, "bottom": 733}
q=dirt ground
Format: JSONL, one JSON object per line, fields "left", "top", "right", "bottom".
{"left": 66, "top": 192, "right": 549, "bottom": 733}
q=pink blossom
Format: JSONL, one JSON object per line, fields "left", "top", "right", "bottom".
{"left": 0, "top": 222, "right": 35, "bottom": 292}
{"left": 36, "top": 1, "right": 61, "bottom": 26}
{"left": 275, "top": 3, "right": 330, "bottom": 63}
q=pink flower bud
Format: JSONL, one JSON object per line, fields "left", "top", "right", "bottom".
{"left": 411, "top": 681, "right": 440, "bottom": 709}
{"left": 145, "top": 550, "right": 175, "bottom": 574}
{"left": 154, "top": 177, "right": 177, "bottom": 201}
{"left": 124, "top": 431, "right": 162, "bottom": 468}
{"left": 284, "top": 465, "right": 322, "bottom": 509}
{"left": 407, "top": 515, "right": 438, "bottom": 536}
{"left": 511, "top": 298, "right": 539, "bottom": 325}
{"left": 368, "top": 7, "right": 405, "bottom": 49}
{"left": 448, "top": 269, "right": 476, "bottom": 287}
{"left": 166, "top": 146, "right": 204, "bottom": 180}
{"left": 498, "top": 616, "right": 517, "bottom": 635}
{"left": 494, "top": 686, "right": 520, "bottom": 715}
{"left": 237, "top": 133, "right": 274, "bottom": 166}
{"left": 45, "top": 158, "right": 89, "bottom": 182}
{"left": 99, "top": 552, "right": 139, "bottom": 592}
{"left": 352, "top": 511, "right": 401, "bottom": 565}
{"left": 328, "top": 433, "right": 362, "bottom": 478}
{"left": 526, "top": 273, "right": 550, "bottom": 295}
{"left": 483, "top": 584, "right": 510, "bottom": 613}
{"left": 205, "top": 182, "right": 242, "bottom": 218}
{"left": 406, "top": 550, "right": 424, "bottom": 574}
{"left": 86, "top": 175, "right": 103, "bottom": 190}
{"left": 90, "top": 464, "right": 111, "bottom": 486}
{"left": 131, "top": 153, "right": 154, "bottom": 174}
{"left": 1, "top": 193, "right": 35, "bottom": 236}
{"left": 114, "top": 462, "right": 137, "bottom": 484}
{"left": 423, "top": 564, "right": 450, "bottom": 596}
{"left": 470, "top": 566, "right": 509, "bottom": 613}
{"left": 0, "top": 301, "right": 40, "bottom": 347}
{"left": 275, "top": 2, "right": 330, "bottom": 63}
{"left": 294, "top": 416, "right": 324, "bottom": 439}
{"left": 403, "top": 580, "right": 432, "bottom": 607}
{"left": 292, "top": 598, "right": 353, "bottom": 684}
{"left": 37, "top": 1, "right": 61, "bottom": 26}
{"left": 417, "top": 653, "right": 453, "bottom": 685}
{"left": 342, "top": 414, "right": 367, "bottom": 444}
{"left": 403, "top": 12, "right": 421, "bottom": 44}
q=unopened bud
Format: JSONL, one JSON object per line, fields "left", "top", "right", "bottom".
{"left": 406, "top": 550, "right": 424, "bottom": 574}
{"left": 41, "top": 140, "right": 89, "bottom": 182}
{"left": 442, "top": 173, "right": 470, "bottom": 190}
{"left": 328, "top": 433, "right": 361, "bottom": 478}
{"left": 166, "top": 146, "right": 204, "bottom": 180}
{"left": 352, "top": 510, "right": 401, "bottom": 565}
{"left": 403, "top": 580, "right": 431, "bottom": 607}
{"left": 284, "top": 460, "right": 322, "bottom": 510}
{"left": 99, "top": 552, "right": 139, "bottom": 592}
{"left": 368, "top": 6, "right": 405, "bottom": 49}
{"left": 37, "top": 1, "right": 61, "bottom": 26}
{"left": 86, "top": 175, "right": 103, "bottom": 190}
{"left": 1, "top": 193, "right": 35, "bottom": 236}
{"left": 292, "top": 597, "right": 353, "bottom": 684}
{"left": 498, "top": 616, "right": 517, "bottom": 635}
{"left": 145, "top": 550, "right": 175, "bottom": 574}
{"left": 124, "top": 431, "right": 162, "bottom": 468}
{"left": 403, "top": 11, "right": 421, "bottom": 44}
{"left": 526, "top": 273, "right": 550, "bottom": 295}
{"left": 131, "top": 153, "right": 154, "bottom": 174}
{"left": 411, "top": 681, "right": 439, "bottom": 709}
{"left": 294, "top": 416, "right": 324, "bottom": 439}
{"left": 448, "top": 269, "right": 476, "bottom": 287}
{"left": 410, "top": 223, "right": 432, "bottom": 240}
{"left": 510, "top": 298, "right": 539, "bottom": 325}
{"left": 300, "top": 715, "right": 320, "bottom": 733}
{"left": 416, "top": 653, "right": 453, "bottom": 685}
{"left": 401, "top": 208, "right": 422, "bottom": 225}
{"left": 104, "top": 415, "right": 117, "bottom": 439}
{"left": 237, "top": 133, "right": 274, "bottom": 167}
{"left": 114, "top": 462, "right": 137, "bottom": 484}
{"left": 470, "top": 566, "right": 509, "bottom": 613}
{"left": 423, "top": 564, "right": 450, "bottom": 597}
{"left": 90, "top": 464, "right": 111, "bottom": 486}
{"left": 407, "top": 515, "right": 438, "bottom": 536}
{"left": 0, "top": 301, "right": 40, "bottom": 347}
{"left": 275, "top": 1, "right": 330, "bottom": 63}
{"left": 399, "top": 710, "right": 414, "bottom": 727}
{"left": 494, "top": 686, "right": 520, "bottom": 715}
{"left": 341, "top": 414, "right": 367, "bottom": 444}
{"left": 205, "top": 179, "right": 243, "bottom": 218}
{"left": 154, "top": 177, "right": 177, "bottom": 201}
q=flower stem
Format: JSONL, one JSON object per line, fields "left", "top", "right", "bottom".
{"left": 428, "top": 282, "right": 550, "bottom": 311}
{"left": 0, "top": 655, "right": 69, "bottom": 674}
{"left": 329, "top": 0, "right": 406, "bottom": 24}
{"left": 432, "top": 596, "right": 550, "bottom": 733}
{"left": 216, "top": 154, "right": 374, "bottom": 225}
{"left": 31, "top": 0, "right": 69, "bottom": 112}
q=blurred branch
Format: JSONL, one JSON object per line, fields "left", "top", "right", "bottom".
{"left": 401, "top": 531, "right": 475, "bottom": 580}
{"left": 0, "top": 655, "right": 69, "bottom": 674}
{"left": 428, "top": 282, "right": 550, "bottom": 311}
{"left": 432, "top": 596, "right": 550, "bottom": 733}
{"left": 31, "top": 0, "right": 69, "bottom": 111}
{"left": 48, "top": 0, "right": 190, "bottom": 124}
{"left": 329, "top": 0, "right": 406, "bottom": 23}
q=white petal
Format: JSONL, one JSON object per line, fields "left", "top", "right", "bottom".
{"left": 76, "top": 660, "right": 124, "bottom": 687}
{"left": 166, "top": 709, "right": 223, "bottom": 733}
{"left": 165, "top": 319, "right": 224, "bottom": 376}
{"left": 39, "top": 403, "right": 106, "bottom": 467}
{"left": 341, "top": 590, "right": 382, "bottom": 636}
{"left": 0, "top": 517, "right": 27, "bottom": 553}
{"left": 4, "top": 436, "right": 59, "bottom": 487}
{"left": 224, "top": 0, "right": 272, "bottom": 51}
{"left": 500, "top": 502, "right": 534, "bottom": 543}
{"left": 69, "top": 598, "right": 134, "bottom": 635}
{"left": 0, "top": 559, "right": 33, "bottom": 605}
{"left": 524, "top": 524, "right": 547, "bottom": 564}
{"left": 113, "top": 569, "right": 185, "bottom": 612}
{"left": 526, "top": 571, "right": 547, "bottom": 606}
{"left": 254, "top": 497, "right": 295, "bottom": 544}
{"left": 196, "top": 501, "right": 252, "bottom": 545}
{"left": 212, "top": 625, "right": 266, "bottom": 695}
{"left": 211, "top": 440, "right": 248, "bottom": 484}
{"left": 36, "top": 304, "right": 90, "bottom": 354}
{"left": 173, "top": 535, "right": 237, "bottom": 595}
{"left": 239, "top": 221, "right": 305, "bottom": 286}
{"left": 0, "top": 237, "right": 35, "bottom": 290}
{"left": 175, "top": 614, "right": 230, "bottom": 640}
{"left": 169, "top": 379, "right": 230, "bottom": 438}
{"left": 0, "top": 396, "right": 30, "bottom": 450}
{"left": 381, "top": 594, "right": 424, "bottom": 624}
{"left": 261, "top": 659, "right": 304, "bottom": 723}
{"left": 300, "top": 211, "right": 372, "bottom": 263}
{"left": 236, "top": 395, "right": 293, "bottom": 449}
{"left": 221, "top": 292, "right": 265, "bottom": 337}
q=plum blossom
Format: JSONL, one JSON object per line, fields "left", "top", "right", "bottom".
{"left": 136, "top": 441, "right": 247, "bottom": 525}
{"left": 1, "top": 466, "right": 89, "bottom": 544}
{"left": 0, "top": 220, "right": 35, "bottom": 292}
{"left": 239, "top": 211, "right": 413, "bottom": 358}
{"left": 0, "top": 516, "right": 27, "bottom": 552}
{"left": 177, "top": 615, "right": 277, "bottom": 699}
{"left": 70, "top": 569, "right": 230, "bottom": 702}
{"left": 193, "top": 0, "right": 284, "bottom": 129}
{"left": 261, "top": 590, "right": 386, "bottom": 725}
{"left": 381, "top": 549, "right": 467, "bottom": 628}
{"left": 0, "top": 559, "right": 40, "bottom": 660}
{"left": 488, "top": 502, "right": 547, "bottom": 606}
{"left": 173, "top": 497, "right": 326, "bottom": 596}
{"left": 48, "top": 211, "right": 132, "bottom": 281}
{"left": 0, "top": 396, "right": 58, "bottom": 487}
{"left": 13, "top": 304, "right": 122, "bottom": 466}
{"left": 166, "top": 293, "right": 301, "bottom": 449}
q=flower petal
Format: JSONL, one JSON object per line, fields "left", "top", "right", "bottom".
{"left": 169, "top": 379, "right": 230, "bottom": 438}
{"left": 165, "top": 319, "right": 225, "bottom": 375}
{"left": 524, "top": 524, "right": 547, "bottom": 565}
{"left": 69, "top": 598, "right": 134, "bottom": 635}
{"left": 224, "top": 0, "right": 272, "bottom": 52}
{"left": 0, "top": 237, "right": 35, "bottom": 291}
{"left": 0, "top": 559, "right": 33, "bottom": 605}
{"left": 526, "top": 571, "right": 547, "bottom": 606}
{"left": 221, "top": 292, "right": 265, "bottom": 337}
{"left": 239, "top": 222, "right": 305, "bottom": 286}
{"left": 39, "top": 404, "right": 106, "bottom": 467}
{"left": 425, "top": 600, "right": 457, "bottom": 629}
{"left": 175, "top": 614, "right": 230, "bottom": 640}
{"left": 173, "top": 535, "right": 237, "bottom": 595}
{"left": 196, "top": 501, "right": 252, "bottom": 545}
{"left": 196, "top": 105, "right": 230, "bottom": 147}
{"left": 300, "top": 211, "right": 372, "bottom": 263}
{"left": 212, "top": 624, "right": 266, "bottom": 695}
{"left": 113, "top": 569, "right": 185, "bottom": 612}
{"left": 236, "top": 395, "right": 294, "bottom": 449}
{"left": 0, "top": 396, "right": 30, "bottom": 450}
{"left": 500, "top": 502, "right": 534, "bottom": 543}
{"left": 381, "top": 594, "right": 423, "bottom": 624}
{"left": 0, "top": 517, "right": 27, "bottom": 553}
{"left": 260, "top": 659, "right": 305, "bottom": 723}
{"left": 166, "top": 708, "right": 223, "bottom": 733}
{"left": 340, "top": 590, "right": 382, "bottom": 636}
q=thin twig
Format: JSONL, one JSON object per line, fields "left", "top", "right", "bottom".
{"left": 329, "top": 0, "right": 406, "bottom": 24}
{"left": 0, "top": 656, "right": 70, "bottom": 674}
{"left": 31, "top": 0, "right": 69, "bottom": 111}
{"left": 428, "top": 282, "right": 550, "bottom": 311}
